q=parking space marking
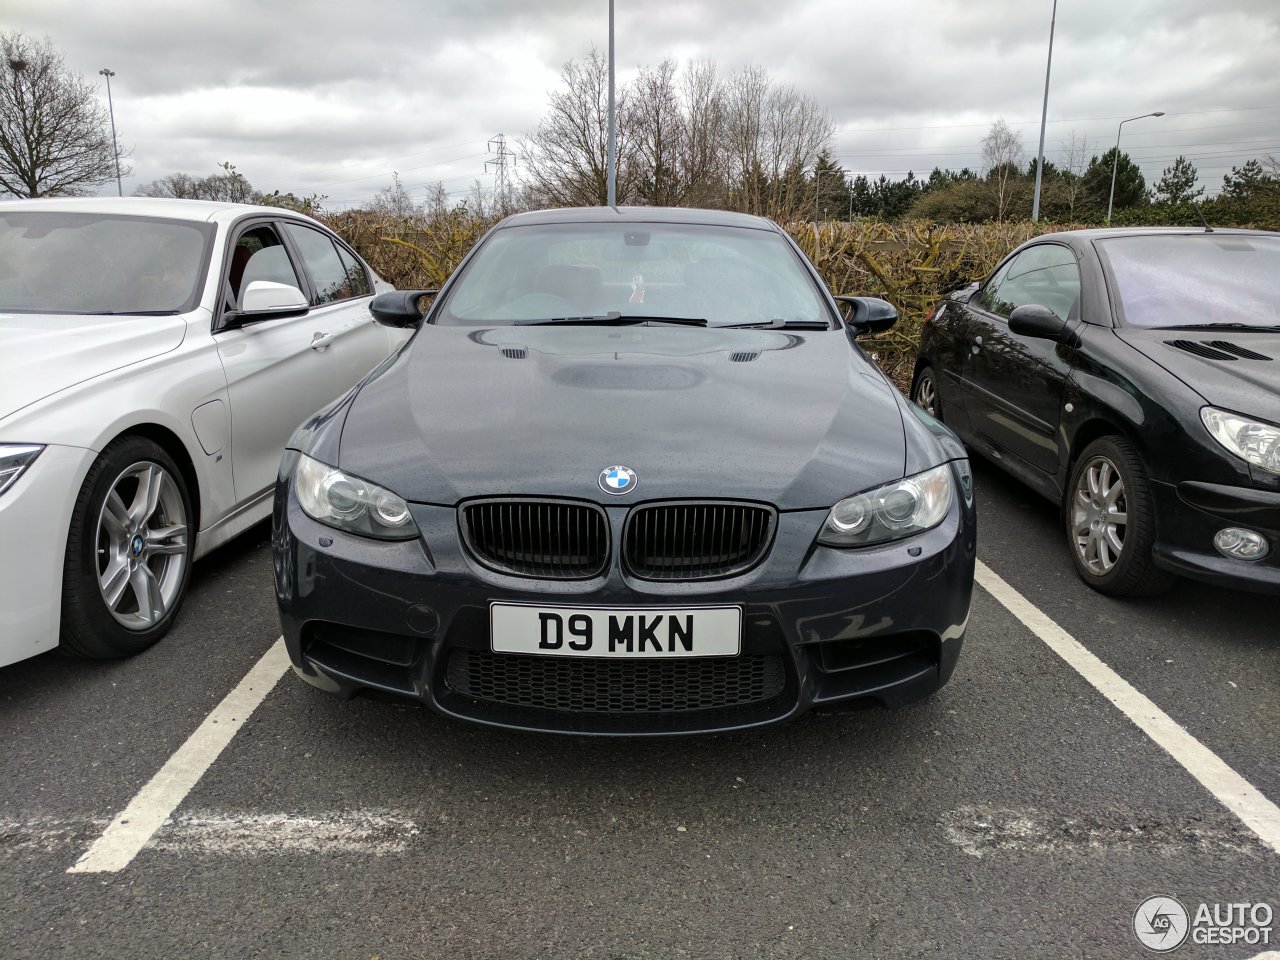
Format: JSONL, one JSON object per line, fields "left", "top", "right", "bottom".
{"left": 67, "top": 637, "right": 291, "bottom": 874}
{"left": 976, "top": 561, "right": 1280, "bottom": 857}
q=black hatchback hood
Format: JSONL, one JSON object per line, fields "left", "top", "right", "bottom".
{"left": 336, "top": 325, "right": 908, "bottom": 510}
{"left": 1116, "top": 329, "right": 1280, "bottom": 424}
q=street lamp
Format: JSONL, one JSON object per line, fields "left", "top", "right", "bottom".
{"left": 99, "top": 68, "right": 123, "bottom": 197}
{"left": 1106, "top": 111, "right": 1163, "bottom": 224}
{"left": 1031, "top": 0, "right": 1058, "bottom": 222}
{"left": 605, "top": 0, "right": 616, "bottom": 208}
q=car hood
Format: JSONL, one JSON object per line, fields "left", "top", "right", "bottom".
{"left": 337, "top": 325, "right": 909, "bottom": 509}
{"left": 0, "top": 312, "right": 188, "bottom": 421}
{"left": 1115, "top": 328, "right": 1280, "bottom": 424}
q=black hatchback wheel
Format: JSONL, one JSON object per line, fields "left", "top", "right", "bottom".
{"left": 1064, "top": 436, "right": 1175, "bottom": 597}
{"left": 911, "top": 365, "right": 941, "bottom": 420}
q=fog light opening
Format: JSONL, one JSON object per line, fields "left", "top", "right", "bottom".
{"left": 1213, "top": 527, "right": 1269, "bottom": 562}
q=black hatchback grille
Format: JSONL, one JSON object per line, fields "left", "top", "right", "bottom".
{"left": 460, "top": 499, "right": 608, "bottom": 579}
{"left": 623, "top": 501, "right": 775, "bottom": 581}
{"left": 446, "top": 650, "right": 786, "bottom": 714}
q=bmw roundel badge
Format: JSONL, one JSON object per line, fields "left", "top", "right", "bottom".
{"left": 599, "top": 465, "right": 637, "bottom": 495}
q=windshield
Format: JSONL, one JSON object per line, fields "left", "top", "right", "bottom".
{"left": 0, "top": 211, "right": 214, "bottom": 315}
{"left": 1097, "top": 234, "right": 1280, "bottom": 329}
{"left": 434, "top": 221, "right": 833, "bottom": 327}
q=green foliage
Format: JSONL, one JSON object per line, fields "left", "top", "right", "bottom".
{"left": 1081, "top": 147, "right": 1147, "bottom": 217}
{"left": 1153, "top": 155, "right": 1203, "bottom": 205}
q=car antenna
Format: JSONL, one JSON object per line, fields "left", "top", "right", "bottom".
{"left": 1193, "top": 201, "right": 1214, "bottom": 234}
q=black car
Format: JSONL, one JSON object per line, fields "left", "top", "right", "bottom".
{"left": 272, "top": 206, "right": 976, "bottom": 735}
{"left": 912, "top": 227, "right": 1280, "bottom": 597}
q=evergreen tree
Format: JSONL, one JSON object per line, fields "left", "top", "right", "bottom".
{"left": 1152, "top": 155, "right": 1203, "bottom": 205}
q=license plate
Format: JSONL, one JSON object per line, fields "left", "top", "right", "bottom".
{"left": 490, "top": 603, "right": 741, "bottom": 658}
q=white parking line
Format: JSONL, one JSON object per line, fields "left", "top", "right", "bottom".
{"left": 976, "top": 560, "right": 1280, "bottom": 857}
{"left": 67, "top": 637, "right": 291, "bottom": 874}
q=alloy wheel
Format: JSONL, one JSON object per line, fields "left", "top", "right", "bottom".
{"left": 913, "top": 372, "right": 938, "bottom": 417}
{"left": 95, "top": 461, "right": 189, "bottom": 630}
{"left": 1070, "top": 455, "right": 1128, "bottom": 575}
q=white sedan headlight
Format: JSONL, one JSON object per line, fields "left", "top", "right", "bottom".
{"left": 294, "top": 453, "right": 419, "bottom": 540}
{"left": 1200, "top": 408, "right": 1280, "bottom": 474}
{"left": 818, "top": 464, "right": 954, "bottom": 547}
{"left": 0, "top": 444, "right": 43, "bottom": 498}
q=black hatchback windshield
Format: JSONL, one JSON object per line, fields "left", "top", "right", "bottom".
{"left": 1098, "top": 233, "right": 1280, "bottom": 329}
{"left": 0, "top": 212, "right": 214, "bottom": 315}
{"left": 435, "top": 222, "right": 833, "bottom": 328}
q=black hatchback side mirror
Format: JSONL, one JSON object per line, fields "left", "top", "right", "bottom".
{"left": 834, "top": 295, "right": 899, "bottom": 336}
{"left": 370, "top": 290, "right": 438, "bottom": 328}
{"left": 1008, "top": 303, "right": 1071, "bottom": 342}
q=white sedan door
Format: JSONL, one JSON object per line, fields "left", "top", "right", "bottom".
{"left": 214, "top": 218, "right": 347, "bottom": 503}
{"left": 279, "top": 221, "right": 395, "bottom": 390}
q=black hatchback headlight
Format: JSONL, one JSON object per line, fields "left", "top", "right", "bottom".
{"left": 818, "top": 464, "right": 954, "bottom": 547}
{"left": 293, "top": 453, "right": 419, "bottom": 540}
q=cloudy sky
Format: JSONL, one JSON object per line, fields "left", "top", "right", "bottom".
{"left": 4, "top": 0, "right": 1278, "bottom": 207}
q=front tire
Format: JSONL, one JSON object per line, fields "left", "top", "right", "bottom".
{"left": 911, "top": 364, "right": 942, "bottom": 420}
{"left": 60, "top": 437, "right": 193, "bottom": 658}
{"left": 1064, "top": 436, "right": 1174, "bottom": 597}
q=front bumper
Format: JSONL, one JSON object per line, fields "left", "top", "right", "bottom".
{"left": 0, "top": 444, "right": 96, "bottom": 667}
{"left": 272, "top": 456, "right": 977, "bottom": 735}
{"left": 1151, "top": 479, "right": 1280, "bottom": 594}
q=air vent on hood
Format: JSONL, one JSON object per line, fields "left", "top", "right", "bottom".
{"left": 500, "top": 347, "right": 527, "bottom": 360}
{"left": 1165, "top": 340, "right": 1237, "bottom": 361}
{"left": 1206, "top": 340, "right": 1272, "bottom": 361}
{"left": 729, "top": 351, "right": 760, "bottom": 363}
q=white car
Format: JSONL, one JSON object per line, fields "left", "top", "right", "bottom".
{"left": 0, "top": 198, "right": 409, "bottom": 667}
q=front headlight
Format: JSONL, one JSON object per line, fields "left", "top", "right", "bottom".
{"left": 1201, "top": 408, "right": 1280, "bottom": 475}
{"left": 818, "top": 463, "right": 954, "bottom": 547}
{"left": 293, "top": 453, "right": 419, "bottom": 540}
{"left": 0, "top": 444, "right": 43, "bottom": 498}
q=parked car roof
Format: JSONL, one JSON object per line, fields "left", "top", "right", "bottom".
{"left": 0, "top": 196, "right": 315, "bottom": 225}
{"left": 496, "top": 205, "right": 780, "bottom": 230}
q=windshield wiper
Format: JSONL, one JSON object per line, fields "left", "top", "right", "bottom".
{"left": 720, "top": 319, "right": 830, "bottom": 330}
{"left": 1153, "top": 322, "right": 1280, "bottom": 332}
{"left": 513, "top": 312, "right": 707, "bottom": 327}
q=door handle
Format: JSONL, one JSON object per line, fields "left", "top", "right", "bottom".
{"left": 971, "top": 335, "right": 982, "bottom": 354}
{"left": 311, "top": 331, "right": 334, "bottom": 351}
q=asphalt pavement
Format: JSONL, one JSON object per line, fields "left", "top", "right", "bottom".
{"left": 1, "top": 456, "right": 1276, "bottom": 959}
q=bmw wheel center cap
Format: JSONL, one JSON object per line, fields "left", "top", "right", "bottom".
{"left": 599, "top": 465, "right": 637, "bottom": 495}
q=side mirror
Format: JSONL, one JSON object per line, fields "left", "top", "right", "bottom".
{"left": 371, "top": 290, "right": 438, "bottom": 329}
{"left": 238, "top": 280, "right": 309, "bottom": 320}
{"left": 834, "top": 295, "right": 898, "bottom": 336}
{"left": 1009, "top": 303, "right": 1070, "bottom": 342}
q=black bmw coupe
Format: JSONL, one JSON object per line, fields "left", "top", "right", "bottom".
{"left": 273, "top": 207, "right": 976, "bottom": 735}
{"left": 912, "top": 227, "right": 1280, "bottom": 597}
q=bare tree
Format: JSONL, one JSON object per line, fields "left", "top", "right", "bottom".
{"left": 981, "top": 119, "right": 1023, "bottom": 220}
{"left": 519, "top": 48, "right": 637, "bottom": 207}
{"left": 677, "top": 59, "right": 726, "bottom": 207}
{"left": 135, "top": 162, "right": 254, "bottom": 202}
{"left": 0, "top": 32, "right": 126, "bottom": 197}
{"left": 1060, "top": 129, "right": 1090, "bottom": 217}
{"left": 722, "top": 65, "right": 770, "bottom": 213}
{"left": 627, "top": 59, "right": 686, "bottom": 206}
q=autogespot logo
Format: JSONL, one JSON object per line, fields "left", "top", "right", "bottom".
{"left": 1134, "top": 896, "right": 1190, "bottom": 952}
{"left": 599, "top": 465, "right": 637, "bottom": 496}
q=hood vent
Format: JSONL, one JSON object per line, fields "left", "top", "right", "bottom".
{"left": 500, "top": 347, "right": 527, "bottom": 360}
{"left": 729, "top": 351, "right": 760, "bottom": 363}
{"left": 1165, "top": 339, "right": 1273, "bottom": 362}
{"left": 1166, "top": 340, "right": 1236, "bottom": 361}
{"left": 1206, "top": 340, "right": 1272, "bottom": 361}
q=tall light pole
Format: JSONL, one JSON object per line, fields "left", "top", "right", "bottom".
{"left": 1031, "top": 0, "right": 1057, "bottom": 222}
{"left": 605, "top": 0, "right": 617, "bottom": 208}
{"left": 1107, "top": 111, "right": 1163, "bottom": 224}
{"left": 99, "top": 68, "right": 123, "bottom": 197}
